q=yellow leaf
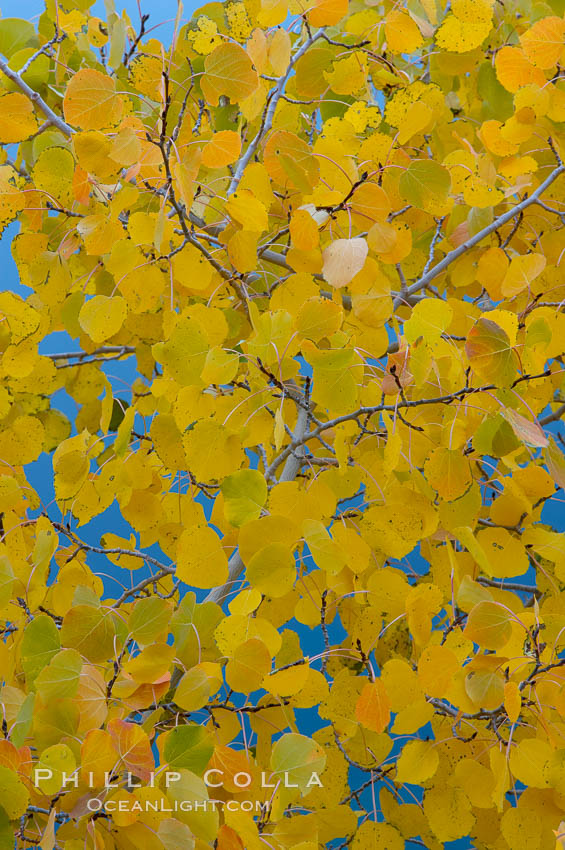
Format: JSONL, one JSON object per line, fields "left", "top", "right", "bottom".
{"left": 385, "top": 10, "right": 423, "bottom": 54}
{"left": 227, "top": 229, "right": 259, "bottom": 273}
{"left": 0, "top": 415, "right": 44, "bottom": 465}
{"left": 424, "top": 447, "right": 473, "bottom": 501}
{"left": 63, "top": 68, "right": 122, "bottom": 130}
{"left": 436, "top": 14, "right": 492, "bottom": 53}
{"left": 225, "top": 638, "right": 271, "bottom": 693}
{"left": 504, "top": 680, "right": 521, "bottom": 723}
{"left": 395, "top": 739, "right": 439, "bottom": 785}
{"left": 418, "top": 645, "right": 460, "bottom": 697}
{"left": 475, "top": 526, "right": 529, "bottom": 578}
{"left": 226, "top": 190, "right": 268, "bottom": 232}
{"left": 0, "top": 92, "right": 38, "bottom": 142}
{"left": 263, "top": 663, "right": 310, "bottom": 697}
{"left": 176, "top": 526, "right": 228, "bottom": 589}
{"left": 352, "top": 822, "right": 404, "bottom": 850}
{"left": 501, "top": 253, "right": 546, "bottom": 297}
{"left": 175, "top": 665, "right": 221, "bottom": 711}
{"left": 78, "top": 295, "right": 127, "bottom": 343}
{"left": 247, "top": 542, "right": 295, "bottom": 596}
{"left": 268, "top": 26, "right": 291, "bottom": 74}
{"left": 32, "top": 146, "right": 75, "bottom": 208}
{"left": 201, "top": 42, "right": 258, "bottom": 106}
{"left": 404, "top": 298, "right": 453, "bottom": 345}
{"left": 295, "top": 297, "right": 342, "bottom": 342}
{"left": 465, "top": 668, "right": 504, "bottom": 710}
{"left": 152, "top": 316, "right": 209, "bottom": 385}
{"left": 172, "top": 242, "right": 215, "bottom": 292}
{"left": 221, "top": 469, "right": 267, "bottom": 527}
{"left": 463, "top": 600, "right": 512, "bottom": 650}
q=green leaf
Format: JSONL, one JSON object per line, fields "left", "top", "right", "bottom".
{"left": 21, "top": 614, "right": 60, "bottom": 683}
{"left": 465, "top": 317, "right": 517, "bottom": 387}
{"left": 0, "top": 555, "right": 14, "bottom": 602}
{"left": 270, "top": 733, "right": 326, "bottom": 793}
{"left": 170, "top": 593, "right": 223, "bottom": 669}
{"left": 35, "top": 648, "right": 83, "bottom": 702}
{"left": 0, "top": 806, "right": 14, "bottom": 850}
{"left": 477, "top": 62, "right": 513, "bottom": 120}
{"left": 114, "top": 404, "right": 135, "bottom": 457}
{"left": 0, "top": 765, "right": 29, "bottom": 819}
{"left": 472, "top": 413, "right": 520, "bottom": 457}
{"left": 399, "top": 160, "right": 451, "bottom": 208}
{"left": 60, "top": 605, "right": 117, "bottom": 663}
{"left": 0, "top": 19, "right": 38, "bottom": 57}
{"left": 109, "top": 398, "right": 129, "bottom": 431}
{"left": 128, "top": 597, "right": 171, "bottom": 645}
{"left": 11, "top": 693, "right": 34, "bottom": 749}
{"left": 163, "top": 725, "right": 214, "bottom": 773}
{"left": 221, "top": 469, "right": 268, "bottom": 527}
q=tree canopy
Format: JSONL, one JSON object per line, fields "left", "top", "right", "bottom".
{"left": 1, "top": 0, "right": 565, "bottom": 847}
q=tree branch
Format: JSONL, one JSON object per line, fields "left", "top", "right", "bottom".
{"left": 476, "top": 576, "right": 541, "bottom": 596}
{"left": 227, "top": 30, "right": 323, "bottom": 196}
{"left": 0, "top": 57, "right": 72, "bottom": 137}
{"left": 204, "top": 402, "right": 309, "bottom": 606}
{"left": 400, "top": 154, "right": 565, "bottom": 305}
{"left": 52, "top": 523, "right": 174, "bottom": 607}
{"left": 48, "top": 345, "right": 136, "bottom": 367}
{"left": 540, "top": 402, "right": 565, "bottom": 426}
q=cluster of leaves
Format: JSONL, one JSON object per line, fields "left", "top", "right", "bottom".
{"left": 1, "top": 0, "right": 565, "bottom": 847}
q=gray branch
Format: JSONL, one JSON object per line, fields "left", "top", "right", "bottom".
{"left": 0, "top": 57, "right": 73, "bottom": 137}
{"left": 397, "top": 157, "right": 565, "bottom": 307}
{"left": 226, "top": 31, "right": 323, "bottom": 197}
{"left": 204, "top": 405, "right": 309, "bottom": 605}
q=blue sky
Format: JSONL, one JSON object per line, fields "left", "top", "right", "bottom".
{"left": 6, "top": 0, "right": 197, "bottom": 41}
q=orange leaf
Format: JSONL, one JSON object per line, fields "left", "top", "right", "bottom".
{"left": 201, "top": 131, "right": 242, "bottom": 168}
{"left": 520, "top": 16, "right": 565, "bottom": 69}
{"left": 350, "top": 182, "right": 391, "bottom": 225}
{"left": 290, "top": 208, "right": 319, "bottom": 251}
{"left": 217, "top": 825, "right": 245, "bottom": 850}
{"left": 309, "top": 0, "right": 348, "bottom": 27}
{"left": 495, "top": 46, "right": 546, "bottom": 93}
{"left": 263, "top": 129, "right": 319, "bottom": 192}
{"left": 355, "top": 680, "right": 391, "bottom": 733}
{"left": 107, "top": 718, "right": 154, "bottom": 782}
{"left": 465, "top": 317, "right": 517, "bottom": 387}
